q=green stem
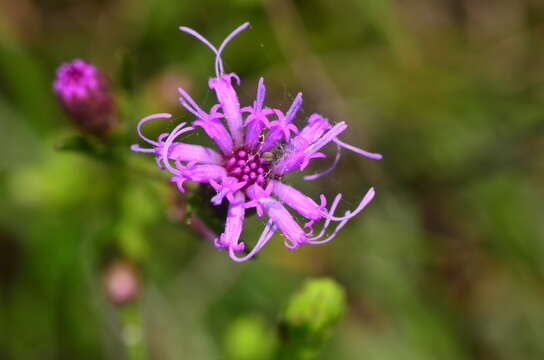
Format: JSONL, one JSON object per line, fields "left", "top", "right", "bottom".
{"left": 120, "top": 303, "right": 146, "bottom": 360}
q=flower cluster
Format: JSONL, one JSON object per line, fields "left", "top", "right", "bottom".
{"left": 132, "top": 23, "right": 382, "bottom": 262}
{"left": 53, "top": 59, "right": 116, "bottom": 135}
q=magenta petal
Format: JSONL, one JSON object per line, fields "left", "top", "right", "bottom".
{"left": 181, "top": 164, "right": 227, "bottom": 183}
{"left": 261, "top": 93, "right": 303, "bottom": 152}
{"left": 210, "top": 177, "right": 247, "bottom": 205}
{"left": 283, "top": 92, "right": 303, "bottom": 124}
{"left": 245, "top": 116, "right": 266, "bottom": 149}
{"left": 194, "top": 117, "right": 233, "bottom": 155}
{"left": 272, "top": 122, "right": 347, "bottom": 176}
{"left": 254, "top": 77, "right": 266, "bottom": 112}
{"left": 243, "top": 78, "right": 272, "bottom": 149}
{"left": 299, "top": 114, "right": 332, "bottom": 143}
{"left": 166, "top": 143, "right": 224, "bottom": 164}
{"left": 271, "top": 137, "right": 309, "bottom": 176}
{"left": 272, "top": 180, "right": 324, "bottom": 221}
{"left": 216, "top": 191, "right": 246, "bottom": 251}
{"left": 260, "top": 127, "right": 284, "bottom": 152}
{"left": 259, "top": 197, "right": 307, "bottom": 249}
{"left": 305, "top": 122, "right": 347, "bottom": 154}
{"left": 209, "top": 75, "right": 244, "bottom": 146}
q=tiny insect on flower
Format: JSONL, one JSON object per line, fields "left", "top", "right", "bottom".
{"left": 132, "top": 22, "right": 382, "bottom": 262}
{"left": 261, "top": 151, "right": 275, "bottom": 164}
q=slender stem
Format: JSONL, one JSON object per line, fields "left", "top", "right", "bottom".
{"left": 120, "top": 303, "right": 146, "bottom": 360}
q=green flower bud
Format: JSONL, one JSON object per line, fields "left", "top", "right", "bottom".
{"left": 281, "top": 278, "right": 346, "bottom": 345}
{"left": 224, "top": 315, "right": 275, "bottom": 360}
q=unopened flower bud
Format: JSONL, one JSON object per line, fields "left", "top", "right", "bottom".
{"left": 281, "top": 278, "right": 346, "bottom": 345}
{"left": 53, "top": 59, "right": 117, "bottom": 135}
{"left": 223, "top": 315, "right": 275, "bottom": 360}
{"left": 103, "top": 260, "right": 139, "bottom": 305}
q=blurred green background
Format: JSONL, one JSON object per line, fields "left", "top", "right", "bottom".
{"left": 1, "top": 0, "right": 544, "bottom": 359}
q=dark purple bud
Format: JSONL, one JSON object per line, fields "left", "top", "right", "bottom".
{"left": 53, "top": 59, "right": 117, "bottom": 135}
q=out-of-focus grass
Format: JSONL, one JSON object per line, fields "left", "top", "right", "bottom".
{"left": 1, "top": 0, "right": 544, "bottom": 359}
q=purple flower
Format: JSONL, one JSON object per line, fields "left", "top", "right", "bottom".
{"left": 132, "top": 23, "right": 382, "bottom": 262}
{"left": 53, "top": 59, "right": 116, "bottom": 135}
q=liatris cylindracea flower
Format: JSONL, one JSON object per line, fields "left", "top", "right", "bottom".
{"left": 132, "top": 23, "right": 382, "bottom": 262}
{"left": 53, "top": 59, "right": 116, "bottom": 135}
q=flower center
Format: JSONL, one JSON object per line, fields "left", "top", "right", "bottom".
{"left": 224, "top": 148, "right": 270, "bottom": 189}
{"left": 67, "top": 67, "right": 84, "bottom": 82}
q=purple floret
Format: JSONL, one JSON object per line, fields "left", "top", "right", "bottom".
{"left": 131, "top": 23, "right": 382, "bottom": 262}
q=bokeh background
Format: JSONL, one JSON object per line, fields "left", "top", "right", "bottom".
{"left": 2, "top": 0, "right": 544, "bottom": 359}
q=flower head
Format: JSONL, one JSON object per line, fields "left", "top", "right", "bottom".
{"left": 53, "top": 59, "right": 116, "bottom": 135}
{"left": 132, "top": 23, "right": 382, "bottom": 262}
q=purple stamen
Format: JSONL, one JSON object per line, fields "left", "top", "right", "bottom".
{"left": 136, "top": 113, "right": 172, "bottom": 146}
{"left": 215, "top": 22, "right": 250, "bottom": 76}
{"left": 304, "top": 144, "right": 342, "bottom": 181}
{"left": 333, "top": 138, "right": 383, "bottom": 160}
